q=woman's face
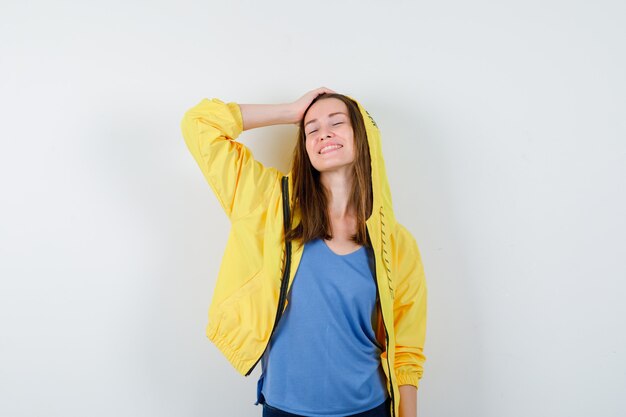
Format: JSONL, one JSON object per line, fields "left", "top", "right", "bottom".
{"left": 303, "top": 98, "right": 355, "bottom": 174}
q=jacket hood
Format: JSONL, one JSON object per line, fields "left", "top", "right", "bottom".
{"left": 347, "top": 95, "right": 396, "bottom": 227}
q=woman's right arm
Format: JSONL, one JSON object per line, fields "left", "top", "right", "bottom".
{"left": 180, "top": 88, "right": 335, "bottom": 221}
{"left": 180, "top": 98, "right": 282, "bottom": 221}
{"left": 239, "top": 104, "right": 297, "bottom": 131}
{"left": 239, "top": 86, "right": 336, "bottom": 131}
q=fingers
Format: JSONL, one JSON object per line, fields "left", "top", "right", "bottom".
{"left": 303, "top": 87, "right": 336, "bottom": 101}
{"left": 317, "top": 86, "right": 336, "bottom": 95}
{"left": 291, "top": 87, "right": 338, "bottom": 123}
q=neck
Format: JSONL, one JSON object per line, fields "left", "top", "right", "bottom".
{"left": 320, "top": 169, "right": 354, "bottom": 219}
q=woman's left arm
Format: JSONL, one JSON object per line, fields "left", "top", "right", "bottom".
{"left": 393, "top": 225, "right": 428, "bottom": 416}
{"left": 399, "top": 385, "right": 417, "bottom": 417}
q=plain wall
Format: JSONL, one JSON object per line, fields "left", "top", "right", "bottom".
{"left": 1, "top": 0, "right": 625, "bottom": 416}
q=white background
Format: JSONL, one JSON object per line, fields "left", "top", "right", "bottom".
{"left": 1, "top": 1, "right": 625, "bottom": 416}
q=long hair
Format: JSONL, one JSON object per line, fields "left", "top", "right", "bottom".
{"left": 285, "top": 93, "right": 373, "bottom": 247}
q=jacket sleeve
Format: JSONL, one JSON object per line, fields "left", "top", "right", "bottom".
{"left": 393, "top": 225, "right": 428, "bottom": 388}
{"left": 180, "top": 98, "right": 281, "bottom": 221}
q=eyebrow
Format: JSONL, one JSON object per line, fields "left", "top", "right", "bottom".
{"left": 304, "top": 112, "right": 347, "bottom": 128}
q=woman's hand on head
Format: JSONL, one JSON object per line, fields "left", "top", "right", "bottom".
{"left": 289, "top": 87, "right": 336, "bottom": 124}
{"left": 239, "top": 88, "right": 335, "bottom": 131}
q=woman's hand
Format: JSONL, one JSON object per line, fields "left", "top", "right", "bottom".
{"left": 288, "top": 87, "right": 337, "bottom": 124}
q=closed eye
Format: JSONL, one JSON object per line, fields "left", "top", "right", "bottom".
{"left": 307, "top": 122, "right": 343, "bottom": 136}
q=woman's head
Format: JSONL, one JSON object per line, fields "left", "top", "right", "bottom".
{"left": 287, "top": 93, "right": 373, "bottom": 246}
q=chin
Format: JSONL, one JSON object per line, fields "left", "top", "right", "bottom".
{"left": 313, "top": 161, "right": 353, "bottom": 173}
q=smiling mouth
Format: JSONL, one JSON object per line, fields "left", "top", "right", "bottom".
{"left": 319, "top": 145, "right": 343, "bottom": 154}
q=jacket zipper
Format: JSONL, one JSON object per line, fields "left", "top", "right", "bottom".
{"left": 366, "top": 230, "right": 396, "bottom": 417}
{"left": 380, "top": 303, "right": 396, "bottom": 417}
{"left": 245, "top": 176, "right": 292, "bottom": 377}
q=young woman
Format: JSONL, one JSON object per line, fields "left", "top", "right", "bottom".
{"left": 180, "top": 87, "right": 427, "bottom": 417}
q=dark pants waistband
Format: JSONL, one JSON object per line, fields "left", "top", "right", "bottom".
{"left": 261, "top": 396, "right": 391, "bottom": 417}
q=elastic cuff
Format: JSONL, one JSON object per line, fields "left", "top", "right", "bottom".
{"left": 396, "top": 369, "right": 420, "bottom": 388}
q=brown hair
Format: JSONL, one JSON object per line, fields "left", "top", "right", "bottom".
{"left": 285, "top": 93, "right": 373, "bottom": 248}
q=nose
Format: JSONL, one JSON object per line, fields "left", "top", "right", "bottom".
{"left": 319, "top": 128, "right": 333, "bottom": 140}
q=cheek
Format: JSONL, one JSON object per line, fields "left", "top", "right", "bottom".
{"left": 341, "top": 127, "right": 355, "bottom": 143}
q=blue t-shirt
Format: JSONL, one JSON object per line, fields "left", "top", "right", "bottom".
{"left": 255, "top": 237, "right": 388, "bottom": 416}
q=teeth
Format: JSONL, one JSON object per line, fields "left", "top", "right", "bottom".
{"left": 320, "top": 144, "right": 342, "bottom": 154}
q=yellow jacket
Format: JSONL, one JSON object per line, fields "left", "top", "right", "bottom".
{"left": 180, "top": 97, "right": 427, "bottom": 417}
